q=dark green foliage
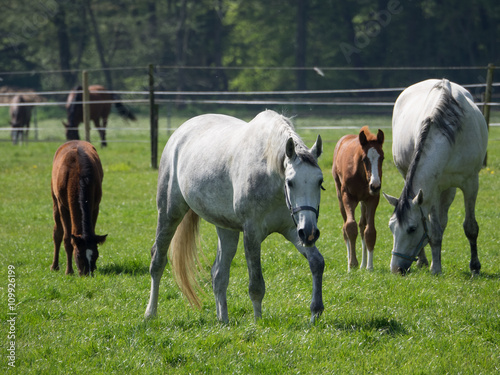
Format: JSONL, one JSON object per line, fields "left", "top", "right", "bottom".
{"left": 1, "top": 0, "right": 498, "bottom": 92}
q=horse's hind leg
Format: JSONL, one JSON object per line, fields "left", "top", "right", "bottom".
{"left": 51, "top": 196, "right": 63, "bottom": 271}
{"left": 462, "top": 177, "right": 481, "bottom": 274}
{"left": 212, "top": 227, "right": 239, "bottom": 323}
{"left": 58, "top": 205, "right": 75, "bottom": 275}
{"left": 145, "top": 206, "right": 186, "bottom": 319}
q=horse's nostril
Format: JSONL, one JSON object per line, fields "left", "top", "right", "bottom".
{"left": 298, "top": 229, "right": 305, "bottom": 241}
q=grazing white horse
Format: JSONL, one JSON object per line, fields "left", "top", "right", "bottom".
{"left": 384, "top": 79, "right": 488, "bottom": 274}
{"left": 145, "top": 110, "right": 325, "bottom": 323}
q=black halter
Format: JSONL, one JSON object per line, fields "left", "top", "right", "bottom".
{"left": 284, "top": 181, "right": 320, "bottom": 227}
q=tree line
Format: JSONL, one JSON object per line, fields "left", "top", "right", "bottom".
{"left": 1, "top": 0, "right": 498, "bottom": 93}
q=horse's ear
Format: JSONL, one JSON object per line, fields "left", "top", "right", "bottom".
{"left": 359, "top": 130, "right": 368, "bottom": 146}
{"left": 412, "top": 189, "right": 424, "bottom": 206}
{"left": 377, "top": 129, "right": 385, "bottom": 144}
{"left": 383, "top": 192, "right": 398, "bottom": 207}
{"left": 310, "top": 134, "right": 322, "bottom": 159}
{"left": 286, "top": 137, "right": 296, "bottom": 159}
{"left": 95, "top": 234, "right": 107, "bottom": 245}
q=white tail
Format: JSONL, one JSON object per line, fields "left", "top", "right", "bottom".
{"left": 169, "top": 209, "right": 202, "bottom": 308}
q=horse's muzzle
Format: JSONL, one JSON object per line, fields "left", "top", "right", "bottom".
{"left": 390, "top": 256, "right": 412, "bottom": 275}
{"left": 298, "top": 227, "right": 320, "bottom": 247}
{"left": 369, "top": 183, "right": 381, "bottom": 195}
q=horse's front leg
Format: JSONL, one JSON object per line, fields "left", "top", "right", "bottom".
{"left": 341, "top": 191, "right": 359, "bottom": 271}
{"left": 212, "top": 227, "right": 239, "bottom": 323}
{"left": 429, "top": 210, "right": 444, "bottom": 275}
{"left": 360, "top": 199, "right": 379, "bottom": 271}
{"left": 359, "top": 202, "right": 369, "bottom": 270}
{"left": 242, "top": 228, "right": 265, "bottom": 321}
{"left": 285, "top": 229, "right": 324, "bottom": 323}
{"left": 95, "top": 118, "right": 107, "bottom": 147}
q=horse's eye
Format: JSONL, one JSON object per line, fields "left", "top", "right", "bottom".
{"left": 287, "top": 180, "right": 293, "bottom": 188}
{"left": 407, "top": 226, "right": 417, "bottom": 234}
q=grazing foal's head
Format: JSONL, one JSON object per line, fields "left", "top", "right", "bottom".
{"left": 71, "top": 234, "right": 107, "bottom": 276}
{"left": 359, "top": 126, "right": 385, "bottom": 195}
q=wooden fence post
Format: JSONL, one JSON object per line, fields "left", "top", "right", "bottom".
{"left": 483, "top": 63, "right": 494, "bottom": 166}
{"left": 149, "top": 64, "right": 158, "bottom": 169}
{"left": 82, "top": 71, "right": 91, "bottom": 143}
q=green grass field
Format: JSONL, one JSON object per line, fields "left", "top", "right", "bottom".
{"left": 1, "top": 112, "right": 499, "bottom": 374}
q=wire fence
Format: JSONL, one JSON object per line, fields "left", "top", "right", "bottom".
{"left": 1, "top": 65, "right": 499, "bottom": 145}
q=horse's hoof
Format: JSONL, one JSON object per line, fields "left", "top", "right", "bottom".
{"left": 470, "top": 260, "right": 481, "bottom": 275}
{"left": 50, "top": 265, "right": 59, "bottom": 271}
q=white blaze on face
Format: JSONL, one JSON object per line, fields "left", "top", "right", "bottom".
{"left": 367, "top": 148, "right": 381, "bottom": 190}
{"left": 86, "top": 249, "right": 93, "bottom": 271}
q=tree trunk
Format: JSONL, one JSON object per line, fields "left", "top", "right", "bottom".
{"left": 213, "top": 0, "right": 228, "bottom": 90}
{"left": 175, "top": 0, "right": 188, "bottom": 106}
{"left": 296, "top": 0, "right": 308, "bottom": 90}
{"left": 86, "top": 0, "right": 113, "bottom": 89}
{"left": 53, "top": 4, "right": 74, "bottom": 87}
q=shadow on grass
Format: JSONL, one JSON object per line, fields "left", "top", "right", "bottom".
{"left": 98, "top": 260, "right": 149, "bottom": 276}
{"left": 333, "top": 316, "right": 408, "bottom": 336}
{"left": 459, "top": 270, "right": 500, "bottom": 280}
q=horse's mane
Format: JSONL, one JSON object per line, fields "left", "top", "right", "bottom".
{"left": 77, "top": 145, "right": 96, "bottom": 238}
{"left": 260, "top": 110, "right": 318, "bottom": 177}
{"left": 395, "top": 79, "right": 463, "bottom": 222}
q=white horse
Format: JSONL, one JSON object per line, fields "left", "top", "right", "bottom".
{"left": 384, "top": 79, "right": 488, "bottom": 274}
{"left": 145, "top": 110, "right": 325, "bottom": 323}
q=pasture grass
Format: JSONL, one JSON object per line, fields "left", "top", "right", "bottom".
{"left": 1, "top": 112, "right": 499, "bottom": 374}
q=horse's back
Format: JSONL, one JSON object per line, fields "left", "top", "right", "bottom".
{"left": 392, "top": 79, "right": 488, "bottom": 176}
{"left": 332, "top": 133, "right": 358, "bottom": 179}
{"left": 158, "top": 111, "right": 288, "bottom": 231}
{"left": 158, "top": 114, "right": 249, "bottom": 228}
{"left": 66, "top": 85, "right": 112, "bottom": 119}
{"left": 52, "top": 141, "right": 103, "bottom": 202}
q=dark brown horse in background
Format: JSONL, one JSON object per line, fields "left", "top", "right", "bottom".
{"left": 333, "top": 126, "right": 384, "bottom": 271}
{"left": 9, "top": 95, "right": 33, "bottom": 145}
{"left": 51, "top": 140, "right": 107, "bottom": 276}
{"left": 64, "top": 85, "right": 136, "bottom": 147}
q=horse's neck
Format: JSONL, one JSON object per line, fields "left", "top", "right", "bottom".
{"left": 407, "top": 130, "right": 451, "bottom": 206}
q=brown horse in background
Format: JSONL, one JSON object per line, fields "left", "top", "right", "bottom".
{"left": 333, "top": 126, "right": 384, "bottom": 271}
{"left": 9, "top": 94, "right": 33, "bottom": 145}
{"left": 51, "top": 140, "right": 107, "bottom": 276}
{"left": 64, "top": 85, "right": 135, "bottom": 147}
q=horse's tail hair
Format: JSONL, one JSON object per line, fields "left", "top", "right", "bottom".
{"left": 113, "top": 96, "right": 136, "bottom": 121}
{"left": 170, "top": 209, "right": 202, "bottom": 309}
